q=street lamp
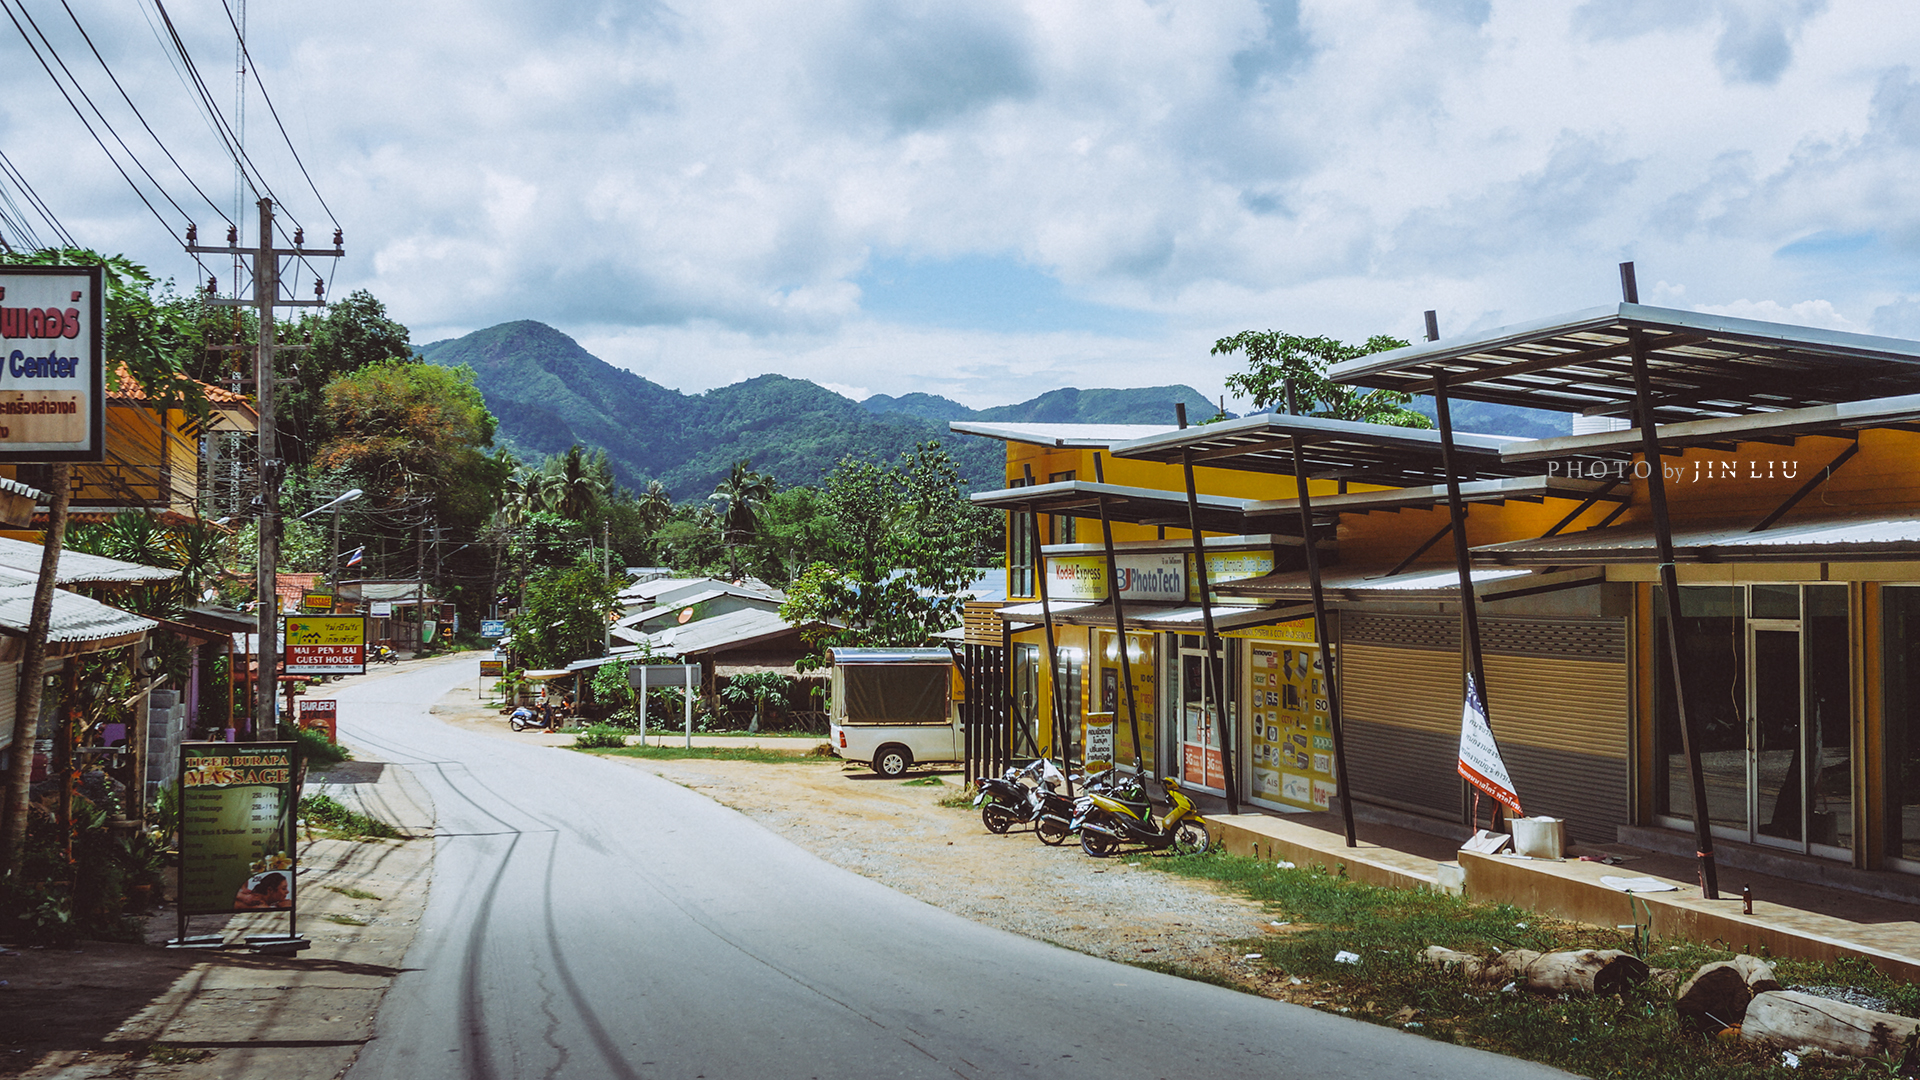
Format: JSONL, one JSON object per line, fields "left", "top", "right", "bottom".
{"left": 299, "top": 488, "right": 364, "bottom": 595}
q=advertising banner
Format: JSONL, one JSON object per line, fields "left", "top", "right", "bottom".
{"left": 1246, "top": 640, "right": 1336, "bottom": 812}
{"left": 296, "top": 699, "right": 337, "bottom": 742}
{"left": 302, "top": 592, "right": 333, "bottom": 611}
{"left": 1187, "top": 550, "right": 1275, "bottom": 603}
{"left": 479, "top": 658, "right": 505, "bottom": 678}
{"left": 178, "top": 742, "right": 299, "bottom": 916}
{"left": 370, "top": 601, "right": 392, "bottom": 618}
{"left": 1042, "top": 552, "right": 1185, "bottom": 602}
{"left": 0, "top": 264, "right": 104, "bottom": 462}
{"left": 480, "top": 619, "right": 506, "bottom": 639}
{"left": 283, "top": 615, "right": 367, "bottom": 675}
{"left": 1457, "top": 674, "right": 1523, "bottom": 814}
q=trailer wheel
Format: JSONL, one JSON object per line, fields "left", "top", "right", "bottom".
{"left": 872, "top": 745, "right": 911, "bottom": 779}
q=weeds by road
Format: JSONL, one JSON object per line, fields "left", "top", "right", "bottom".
{"left": 1147, "top": 852, "right": 1919, "bottom": 1080}
{"left": 577, "top": 743, "right": 838, "bottom": 765}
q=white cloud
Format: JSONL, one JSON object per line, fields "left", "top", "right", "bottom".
{"left": 3, "top": 0, "right": 1918, "bottom": 410}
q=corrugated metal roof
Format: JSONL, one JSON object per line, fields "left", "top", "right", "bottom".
{"left": 1214, "top": 565, "right": 1571, "bottom": 601}
{"left": 1472, "top": 515, "right": 1920, "bottom": 565}
{"left": 970, "top": 479, "right": 1260, "bottom": 535}
{"left": 641, "top": 608, "right": 835, "bottom": 657}
{"left": 829, "top": 647, "right": 952, "bottom": 665}
{"left": 614, "top": 588, "right": 782, "bottom": 629}
{"left": 0, "top": 537, "right": 177, "bottom": 584}
{"left": 1109, "top": 412, "right": 1532, "bottom": 486}
{"left": 0, "top": 581, "right": 156, "bottom": 642}
{"left": 948, "top": 421, "right": 1177, "bottom": 448}
{"left": 1330, "top": 303, "right": 1920, "bottom": 422}
{"left": 1243, "top": 475, "right": 1626, "bottom": 519}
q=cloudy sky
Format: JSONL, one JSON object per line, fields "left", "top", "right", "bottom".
{"left": 5, "top": 0, "right": 1919, "bottom": 408}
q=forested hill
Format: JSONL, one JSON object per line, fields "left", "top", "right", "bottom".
{"left": 418, "top": 321, "right": 1223, "bottom": 498}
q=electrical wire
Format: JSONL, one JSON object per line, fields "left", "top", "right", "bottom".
{"left": 54, "top": 0, "right": 232, "bottom": 227}
{"left": 0, "top": 148, "right": 71, "bottom": 246}
{"left": 0, "top": 0, "right": 179, "bottom": 240}
{"left": 214, "top": 0, "right": 336, "bottom": 230}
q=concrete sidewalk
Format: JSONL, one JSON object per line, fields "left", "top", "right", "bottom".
{"left": 8, "top": 749, "right": 435, "bottom": 1080}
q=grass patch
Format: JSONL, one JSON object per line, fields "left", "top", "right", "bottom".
{"left": 1147, "top": 852, "right": 1917, "bottom": 1079}
{"left": 298, "top": 794, "right": 403, "bottom": 840}
{"left": 324, "top": 884, "right": 380, "bottom": 900}
{"left": 937, "top": 791, "right": 976, "bottom": 809}
{"left": 575, "top": 744, "right": 836, "bottom": 764}
{"left": 900, "top": 776, "right": 947, "bottom": 787}
{"left": 572, "top": 724, "right": 630, "bottom": 749}
{"left": 323, "top": 913, "right": 369, "bottom": 926}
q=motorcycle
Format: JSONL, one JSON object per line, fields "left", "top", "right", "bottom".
{"left": 1074, "top": 775, "right": 1211, "bottom": 857}
{"left": 370, "top": 644, "right": 400, "bottom": 665}
{"left": 973, "top": 759, "right": 1049, "bottom": 834}
{"left": 508, "top": 705, "right": 546, "bottom": 732}
{"left": 1034, "top": 767, "right": 1139, "bottom": 846}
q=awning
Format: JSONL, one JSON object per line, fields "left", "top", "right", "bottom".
{"left": 971, "top": 479, "right": 1261, "bottom": 535}
{"left": 0, "top": 581, "right": 157, "bottom": 644}
{"left": 1471, "top": 515, "right": 1920, "bottom": 565}
{"left": 0, "top": 536, "right": 177, "bottom": 584}
{"left": 1108, "top": 412, "right": 1535, "bottom": 485}
{"left": 1216, "top": 565, "right": 1604, "bottom": 602}
{"left": 830, "top": 647, "right": 952, "bottom": 665}
{"left": 1330, "top": 303, "right": 1920, "bottom": 422}
{"left": 1243, "top": 475, "right": 1626, "bottom": 519}
{"left": 521, "top": 668, "right": 572, "bottom": 681}
{"left": 994, "top": 598, "right": 1314, "bottom": 633}
{"left": 1499, "top": 392, "right": 1920, "bottom": 463}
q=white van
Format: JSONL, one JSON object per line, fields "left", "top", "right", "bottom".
{"left": 828, "top": 647, "right": 962, "bottom": 778}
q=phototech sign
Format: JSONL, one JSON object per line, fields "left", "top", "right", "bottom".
{"left": 0, "top": 264, "right": 104, "bottom": 461}
{"left": 283, "top": 614, "right": 367, "bottom": 675}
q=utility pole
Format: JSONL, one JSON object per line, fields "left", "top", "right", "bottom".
{"left": 188, "top": 199, "right": 340, "bottom": 738}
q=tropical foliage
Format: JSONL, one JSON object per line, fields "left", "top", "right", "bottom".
{"left": 1215, "top": 330, "right": 1429, "bottom": 427}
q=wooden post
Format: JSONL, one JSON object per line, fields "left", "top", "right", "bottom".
{"left": 1, "top": 464, "right": 71, "bottom": 876}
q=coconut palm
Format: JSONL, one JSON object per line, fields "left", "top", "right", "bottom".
{"left": 708, "top": 460, "right": 773, "bottom": 580}
{"left": 541, "top": 445, "right": 606, "bottom": 523}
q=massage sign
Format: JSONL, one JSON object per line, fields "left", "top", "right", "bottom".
{"left": 0, "top": 265, "right": 104, "bottom": 461}
{"left": 178, "top": 742, "right": 300, "bottom": 918}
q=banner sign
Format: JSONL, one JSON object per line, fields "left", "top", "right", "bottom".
{"left": 1457, "top": 674, "right": 1523, "bottom": 814}
{"left": 296, "top": 699, "right": 337, "bottom": 742}
{"left": 627, "top": 663, "right": 699, "bottom": 689}
{"left": 479, "top": 659, "right": 505, "bottom": 678}
{"left": 0, "top": 264, "right": 104, "bottom": 461}
{"left": 303, "top": 592, "right": 333, "bottom": 611}
{"left": 283, "top": 615, "right": 367, "bottom": 675}
{"left": 480, "top": 619, "right": 506, "bottom": 639}
{"left": 178, "top": 741, "right": 299, "bottom": 916}
{"left": 370, "top": 601, "right": 392, "bottom": 618}
{"left": 1188, "top": 550, "right": 1274, "bottom": 603}
{"left": 1043, "top": 552, "right": 1185, "bottom": 602}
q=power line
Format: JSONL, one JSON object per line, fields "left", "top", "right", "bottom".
{"left": 0, "top": 148, "right": 72, "bottom": 247}
{"left": 215, "top": 0, "right": 337, "bottom": 230}
{"left": 54, "top": 0, "right": 233, "bottom": 227}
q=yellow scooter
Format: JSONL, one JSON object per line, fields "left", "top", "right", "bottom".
{"left": 1073, "top": 776, "right": 1211, "bottom": 857}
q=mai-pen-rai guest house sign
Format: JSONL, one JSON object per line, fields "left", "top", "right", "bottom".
{"left": 0, "top": 264, "right": 104, "bottom": 461}
{"left": 283, "top": 615, "right": 367, "bottom": 675}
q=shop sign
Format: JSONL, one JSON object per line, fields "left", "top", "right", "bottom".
{"left": 370, "top": 601, "right": 392, "bottom": 618}
{"left": 178, "top": 741, "right": 298, "bottom": 916}
{"left": 1083, "top": 712, "right": 1115, "bottom": 769}
{"left": 479, "top": 658, "right": 505, "bottom": 678}
{"left": 1043, "top": 553, "right": 1184, "bottom": 602}
{"left": 1187, "top": 550, "right": 1274, "bottom": 602}
{"left": 0, "top": 265, "right": 104, "bottom": 462}
{"left": 297, "top": 698, "right": 337, "bottom": 742}
{"left": 303, "top": 592, "right": 333, "bottom": 611}
{"left": 480, "top": 619, "right": 506, "bottom": 638}
{"left": 283, "top": 615, "right": 367, "bottom": 675}
{"left": 1225, "top": 617, "right": 1316, "bottom": 643}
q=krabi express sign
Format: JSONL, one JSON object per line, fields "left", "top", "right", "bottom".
{"left": 0, "top": 265, "right": 103, "bottom": 461}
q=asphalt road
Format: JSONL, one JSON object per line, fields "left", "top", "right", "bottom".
{"left": 339, "top": 659, "right": 1574, "bottom": 1080}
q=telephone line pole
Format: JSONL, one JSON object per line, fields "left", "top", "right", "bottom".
{"left": 188, "top": 197, "right": 340, "bottom": 737}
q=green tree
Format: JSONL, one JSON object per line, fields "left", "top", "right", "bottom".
{"left": 16, "top": 248, "right": 211, "bottom": 417}
{"left": 708, "top": 459, "right": 774, "bottom": 580}
{"left": 539, "top": 445, "right": 609, "bottom": 522}
{"left": 280, "top": 290, "right": 413, "bottom": 469}
{"left": 315, "top": 359, "right": 508, "bottom": 524}
{"left": 505, "top": 558, "right": 617, "bottom": 668}
{"left": 718, "top": 671, "right": 788, "bottom": 733}
{"left": 1215, "top": 331, "right": 1430, "bottom": 427}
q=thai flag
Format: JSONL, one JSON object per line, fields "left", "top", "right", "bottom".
{"left": 344, "top": 546, "right": 365, "bottom": 567}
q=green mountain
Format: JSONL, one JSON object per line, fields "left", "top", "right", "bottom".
{"left": 861, "top": 385, "right": 1224, "bottom": 426}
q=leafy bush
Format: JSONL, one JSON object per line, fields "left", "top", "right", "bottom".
{"left": 572, "top": 724, "right": 629, "bottom": 749}
{"left": 298, "top": 794, "right": 401, "bottom": 839}
{"left": 294, "top": 725, "right": 349, "bottom": 767}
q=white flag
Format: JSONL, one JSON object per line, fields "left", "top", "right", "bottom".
{"left": 1457, "top": 673, "right": 1522, "bottom": 814}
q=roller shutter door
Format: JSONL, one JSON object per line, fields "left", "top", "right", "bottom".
{"left": 1340, "top": 615, "right": 1462, "bottom": 820}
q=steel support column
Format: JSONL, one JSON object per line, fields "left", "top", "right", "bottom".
{"left": 1176, "top": 405, "right": 1237, "bottom": 814}
{"left": 1288, "top": 438, "right": 1356, "bottom": 846}
{"left": 1028, "top": 510, "right": 1074, "bottom": 795}
{"left": 1092, "top": 455, "right": 1148, "bottom": 780}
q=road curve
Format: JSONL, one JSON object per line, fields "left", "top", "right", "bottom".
{"left": 340, "top": 658, "right": 1573, "bottom": 1080}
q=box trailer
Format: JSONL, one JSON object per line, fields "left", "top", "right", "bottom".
{"left": 828, "top": 647, "right": 961, "bottom": 778}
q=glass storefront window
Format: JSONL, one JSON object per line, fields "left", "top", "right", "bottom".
{"left": 1804, "top": 585, "right": 1851, "bottom": 852}
{"left": 1653, "top": 586, "right": 1744, "bottom": 828}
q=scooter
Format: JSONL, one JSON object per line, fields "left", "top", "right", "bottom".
{"left": 508, "top": 705, "right": 547, "bottom": 732}
{"left": 1074, "top": 776, "right": 1211, "bottom": 857}
{"left": 1034, "top": 767, "right": 1139, "bottom": 845}
{"left": 370, "top": 644, "right": 400, "bottom": 665}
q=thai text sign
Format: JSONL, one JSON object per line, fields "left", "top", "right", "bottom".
{"left": 0, "top": 265, "right": 104, "bottom": 461}
{"left": 480, "top": 619, "right": 506, "bottom": 638}
{"left": 178, "top": 741, "right": 298, "bottom": 916}
{"left": 297, "top": 698, "right": 337, "bottom": 742}
{"left": 479, "top": 658, "right": 505, "bottom": 678}
{"left": 283, "top": 615, "right": 366, "bottom": 674}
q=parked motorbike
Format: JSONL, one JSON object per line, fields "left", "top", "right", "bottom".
{"left": 508, "top": 705, "right": 546, "bottom": 731}
{"left": 1034, "top": 767, "right": 1137, "bottom": 846}
{"left": 974, "top": 759, "right": 1048, "bottom": 833}
{"left": 1074, "top": 776, "right": 1210, "bottom": 857}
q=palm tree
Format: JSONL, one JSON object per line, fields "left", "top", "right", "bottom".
{"left": 708, "top": 460, "right": 773, "bottom": 580}
{"left": 542, "top": 445, "right": 606, "bottom": 522}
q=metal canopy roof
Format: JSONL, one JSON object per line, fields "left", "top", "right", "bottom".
{"left": 1329, "top": 304, "right": 1920, "bottom": 421}
{"left": 1499, "top": 392, "right": 1920, "bottom": 463}
{"left": 1213, "top": 565, "right": 1601, "bottom": 602}
{"left": 1242, "top": 475, "right": 1626, "bottom": 519}
{"left": 0, "top": 536, "right": 177, "bottom": 584}
{"left": 970, "top": 479, "right": 1263, "bottom": 535}
{"left": 1106, "top": 412, "right": 1536, "bottom": 486}
{"left": 995, "top": 598, "right": 1313, "bottom": 632}
{"left": 830, "top": 647, "right": 953, "bottom": 665}
{"left": 1471, "top": 515, "right": 1920, "bottom": 565}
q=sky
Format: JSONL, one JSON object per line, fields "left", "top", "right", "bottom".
{"left": 4, "top": 0, "right": 1920, "bottom": 409}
